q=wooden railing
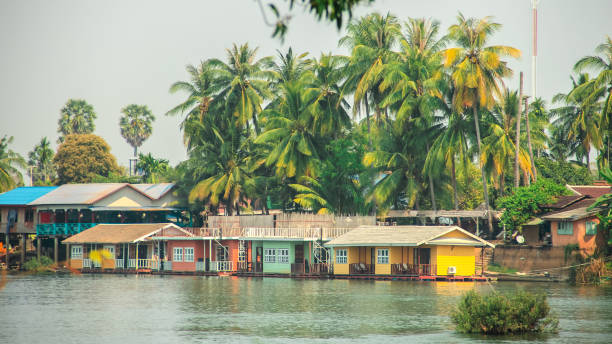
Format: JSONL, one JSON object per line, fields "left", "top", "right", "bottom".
{"left": 349, "top": 263, "right": 374, "bottom": 274}
{"left": 236, "top": 261, "right": 250, "bottom": 272}
{"left": 391, "top": 264, "right": 437, "bottom": 276}
{"left": 309, "top": 263, "right": 330, "bottom": 274}
{"left": 195, "top": 227, "right": 356, "bottom": 240}
{"left": 210, "top": 261, "right": 234, "bottom": 272}
{"left": 291, "top": 263, "right": 306, "bottom": 274}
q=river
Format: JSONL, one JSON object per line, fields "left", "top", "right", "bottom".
{"left": 1, "top": 273, "right": 611, "bottom": 343}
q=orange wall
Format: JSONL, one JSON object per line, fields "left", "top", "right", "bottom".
{"left": 167, "top": 240, "right": 205, "bottom": 271}
{"left": 551, "top": 216, "right": 600, "bottom": 254}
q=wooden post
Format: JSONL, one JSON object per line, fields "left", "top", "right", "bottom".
{"left": 20, "top": 235, "right": 26, "bottom": 265}
{"left": 135, "top": 243, "right": 139, "bottom": 271}
{"left": 67, "top": 244, "right": 70, "bottom": 268}
{"left": 53, "top": 237, "right": 58, "bottom": 264}
{"left": 36, "top": 237, "right": 41, "bottom": 260}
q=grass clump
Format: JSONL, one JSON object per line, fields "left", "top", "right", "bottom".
{"left": 451, "top": 290, "right": 558, "bottom": 335}
{"left": 486, "top": 262, "right": 518, "bottom": 274}
{"left": 23, "top": 256, "right": 54, "bottom": 272}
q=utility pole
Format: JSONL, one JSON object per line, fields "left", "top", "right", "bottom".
{"left": 532, "top": 0, "right": 539, "bottom": 99}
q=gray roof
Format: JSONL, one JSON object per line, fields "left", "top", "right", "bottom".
{"left": 131, "top": 183, "right": 175, "bottom": 199}
{"left": 541, "top": 207, "right": 598, "bottom": 221}
{"left": 325, "top": 225, "right": 494, "bottom": 247}
{"left": 29, "top": 183, "right": 127, "bottom": 205}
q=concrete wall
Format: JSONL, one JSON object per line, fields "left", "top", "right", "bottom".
{"left": 551, "top": 216, "right": 604, "bottom": 255}
{"left": 493, "top": 245, "right": 586, "bottom": 273}
{"left": 167, "top": 240, "right": 205, "bottom": 272}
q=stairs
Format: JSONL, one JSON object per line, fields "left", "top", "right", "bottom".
{"left": 476, "top": 247, "right": 494, "bottom": 273}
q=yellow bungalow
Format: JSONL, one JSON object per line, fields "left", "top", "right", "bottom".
{"left": 326, "top": 226, "right": 494, "bottom": 278}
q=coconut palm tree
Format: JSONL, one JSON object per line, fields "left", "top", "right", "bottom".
{"left": 551, "top": 74, "right": 602, "bottom": 169}
{"left": 443, "top": 13, "right": 520, "bottom": 234}
{"left": 0, "top": 136, "right": 26, "bottom": 191}
{"left": 266, "top": 47, "right": 311, "bottom": 90}
{"left": 255, "top": 80, "right": 321, "bottom": 178}
{"left": 120, "top": 104, "right": 155, "bottom": 157}
{"left": 207, "top": 43, "right": 273, "bottom": 134}
{"left": 57, "top": 99, "right": 97, "bottom": 141}
{"left": 136, "top": 153, "right": 169, "bottom": 184}
{"left": 572, "top": 36, "right": 612, "bottom": 171}
{"left": 27, "top": 137, "right": 55, "bottom": 184}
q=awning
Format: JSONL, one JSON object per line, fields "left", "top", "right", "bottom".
{"left": 88, "top": 206, "right": 181, "bottom": 212}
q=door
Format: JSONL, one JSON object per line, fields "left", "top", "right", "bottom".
{"left": 295, "top": 245, "right": 304, "bottom": 263}
{"left": 255, "top": 246, "right": 263, "bottom": 272}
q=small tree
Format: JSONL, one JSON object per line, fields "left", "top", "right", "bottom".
{"left": 119, "top": 104, "right": 155, "bottom": 157}
{"left": 54, "top": 134, "right": 121, "bottom": 184}
{"left": 0, "top": 135, "right": 26, "bottom": 191}
{"left": 496, "top": 178, "right": 569, "bottom": 234}
{"left": 28, "top": 137, "right": 55, "bottom": 184}
{"left": 136, "top": 153, "right": 169, "bottom": 184}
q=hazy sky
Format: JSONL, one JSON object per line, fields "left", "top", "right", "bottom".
{"left": 1, "top": 0, "right": 610, "bottom": 176}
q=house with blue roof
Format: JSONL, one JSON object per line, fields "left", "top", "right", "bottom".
{"left": 0, "top": 186, "right": 58, "bottom": 235}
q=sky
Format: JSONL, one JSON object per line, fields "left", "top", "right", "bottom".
{"left": 0, "top": 0, "right": 610, "bottom": 179}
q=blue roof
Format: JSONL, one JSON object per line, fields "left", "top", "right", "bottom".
{"left": 0, "top": 186, "right": 59, "bottom": 206}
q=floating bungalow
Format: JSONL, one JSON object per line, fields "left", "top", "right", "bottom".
{"left": 326, "top": 226, "right": 494, "bottom": 280}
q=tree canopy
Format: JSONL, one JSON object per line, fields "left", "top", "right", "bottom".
{"left": 54, "top": 134, "right": 121, "bottom": 184}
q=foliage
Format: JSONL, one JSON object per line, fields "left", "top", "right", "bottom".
{"left": 53, "top": 134, "right": 121, "bottom": 184}
{"left": 496, "top": 178, "right": 569, "bottom": 233}
{"left": 485, "top": 262, "right": 518, "bottom": 274}
{"left": 136, "top": 153, "right": 169, "bottom": 184}
{"left": 535, "top": 157, "right": 593, "bottom": 185}
{"left": 119, "top": 104, "right": 155, "bottom": 157}
{"left": 57, "top": 99, "right": 97, "bottom": 141}
{"left": 23, "top": 256, "right": 54, "bottom": 272}
{"left": 588, "top": 168, "right": 612, "bottom": 246}
{"left": 0, "top": 135, "right": 26, "bottom": 192}
{"left": 28, "top": 137, "right": 55, "bottom": 184}
{"left": 451, "top": 289, "right": 558, "bottom": 334}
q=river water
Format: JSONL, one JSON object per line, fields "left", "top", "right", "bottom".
{"left": 1, "top": 273, "right": 611, "bottom": 343}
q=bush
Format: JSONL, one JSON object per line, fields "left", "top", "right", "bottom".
{"left": 451, "top": 290, "right": 558, "bottom": 334}
{"left": 23, "top": 256, "right": 54, "bottom": 272}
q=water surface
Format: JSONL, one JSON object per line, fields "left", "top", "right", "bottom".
{"left": 1, "top": 273, "right": 611, "bottom": 343}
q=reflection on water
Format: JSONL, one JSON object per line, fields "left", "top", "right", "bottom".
{"left": 0, "top": 274, "right": 611, "bottom": 343}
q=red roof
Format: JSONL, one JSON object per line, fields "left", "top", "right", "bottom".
{"left": 567, "top": 185, "right": 612, "bottom": 199}
{"left": 545, "top": 195, "right": 586, "bottom": 209}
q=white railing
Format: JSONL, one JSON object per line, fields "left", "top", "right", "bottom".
{"left": 210, "top": 261, "right": 234, "bottom": 272}
{"left": 83, "top": 258, "right": 91, "bottom": 268}
{"left": 128, "top": 259, "right": 137, "bottom": 268}
{"left": 92, "top": 259, "right": 101, "bottom": 268}
{"left": 322, "top": 227, "right": 354, "bottom": 239}
{"left": 195, "top": 261, "right": 205, "bottom": 271}
{"left": 137, "top": 259, "right": 159, "bottom": 269}
{"left": 238, "top": 227, "right": 355, "bottom": 240}
{"left": 115, "top": 259, "right": 124, "bottom": 268}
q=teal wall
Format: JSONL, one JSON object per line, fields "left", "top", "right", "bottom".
{"left": 251, "top": 240, "right": 314, "bottom": 274}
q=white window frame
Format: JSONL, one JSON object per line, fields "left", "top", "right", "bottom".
{"left": 71, "top": 245, "right": 83, "bottom": 259}
{"left": 558, "top": 221, "right": 573, "bottom": 235}
{"left": 184, "top": 247, "right": 194, "bottom": 262}
{"left": 336, "top": 249, "right": 347, "bottom": 264}
{"left": 173, "top": 247, "right": 183, "bottom": 262}
{"left": 264, "top": 248, "right": 276, "bottom": 263}
{"left": 103, "top": 245, "right": 115, "bottom": 259}
{"left": 377, "top": 248, "right": 389, "bottom": 264}
{"left": 277, "top": 248, "right": 289, "bottom": 264}
{"left": 238, "top": 241, "right": 246, "bottom": 262}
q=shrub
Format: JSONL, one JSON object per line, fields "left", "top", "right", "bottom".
{"left": 451, "top": 290, "right": 558, "bottom": 334}
{"left": 23, "top": 257, "right": 55, "bottom": 272}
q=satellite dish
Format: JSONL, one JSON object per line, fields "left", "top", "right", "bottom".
{"left": 516, "top": 235, "right": 525, "bottom": 244}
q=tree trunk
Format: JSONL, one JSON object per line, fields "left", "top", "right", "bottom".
{"left": 499, "top": 172, "right": 505, "bottom": 197}
{"left": 514, "top": 72, "right": 523, "bottom": 188}
{"left": 133, "top": 146, "right": 137, "bottom": 157}
{"left": 364, "top": 96, "right": 376, "bottom": 218}
{"left": 524, "top": 98, "right": 537, "bottom": 182}
{"left": 451, "top": 157, "right": 461, "bottom": 227}
{"left": 473, "top": 105, "right": 494, "bottom": 236}
{"left": 426, "top": 142, "right": 437, "bottom": 213}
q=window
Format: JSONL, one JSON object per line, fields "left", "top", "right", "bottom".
{"left": 216, "top": 246, "right": 228, "bottom": 261}
{"left": 586, "top": 221, "right": 597, "bottom": 236}
{"left": 264, "top": 248, "right": 276, "bottom": 263}
{"left": 173, "top": 247, "right": 183, "bottom": 262}
{"left": 377, "top": 249, "right": 389, "bottom": 264}
{"left": 277, "top": 249, "right": 289, "bottom": 264}
{"left": 557, "top": 221, "right": 573, "bottom": 235}
{"left": 71, "top": 246, "right": 83, "bottom": 259}
{"left": 336, "top": 249, "right": 347, "bottom": 264}
{"left": 184, "top": 247, "right": 194, "bottom": 262}
{"left": 25, "top": 208, "right": 34, "bottom": 223}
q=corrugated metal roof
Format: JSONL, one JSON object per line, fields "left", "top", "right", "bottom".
{"left": 325, "top": 225, "right": 494, "bottom": 247}
{"left": 131, "top": 183, "right": 175, "bottom": 200}
{"left": 567, "top": 185, "right": 612, "bottom": 199}
{"left": 541, "top": 207, "right": 598, "bottom": 221}
{"left": 29, "top": 183, "right": 127, "bottom": 205}
{"left": 0, "top": 186, "right": 58, "bottom": 205}
{"left": 62, "top": 223, "right": 187, "bottom": 244}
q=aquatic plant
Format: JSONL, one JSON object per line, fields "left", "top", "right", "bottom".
{"left": 451, "top": 289, "right": 558, "bottom": 334}
{"left": 23, "top": 256, "right": 54, "bottom": 272}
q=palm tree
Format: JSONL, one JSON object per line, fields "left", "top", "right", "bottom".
{"left": 207, "top": 43, "right": 273, "bottom": 134}
{"left": 444, "top": 13, "right": 521, "bottom": 234}
{"left": 136, "top": 153, "right": 169, "bottom": 184}
{"left": 255, "top": 80, "right": 321, "bottom": 179}
{"left": 57, "top": 99, "right": 97, "bottom": 141}
{"left": 120, "top": 104, "right": 155, "bottom": 157}
{"left": 27, "top": 137, "right": 55, "bottom": 184}
{"left": 572, "top": 36, "right": 612, "bottom": 171}
{"left": 340, "top": 13, "right": 401, "bottom": 137}
{"left": 0, "top": 136, "right": 26, "bottom": 191}
{"left": 551, "top": 73, "right": 602, "bottom": 169}
{"left": 266, "top": 47, "right": 310, "bottom": 89}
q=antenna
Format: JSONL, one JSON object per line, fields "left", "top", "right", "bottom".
{"left": 532, "top": 0, "right": 539, "bottom": 99}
